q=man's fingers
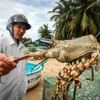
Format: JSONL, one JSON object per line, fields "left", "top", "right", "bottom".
{"left": 0, "top": 60, "right": 16, "bottom": 70}
{"left": 5, "top": 59, "right": 17, "bottom": 68}
{"left": 0, "top": 53, "right": 17, "bottom": 76}
{"left": 8, "top": 56, "right": 15, "bottom": 60}
{"left": 0, "top": 67, "right": 11, "bottom": 76}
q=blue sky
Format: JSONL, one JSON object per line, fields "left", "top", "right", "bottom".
{"left": 0, "top": 0, "right": 59, "bottom": 41}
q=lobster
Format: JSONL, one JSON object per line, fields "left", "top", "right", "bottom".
{"left": 21, "top": 34, "right": 100, "bottom": 100}
{"left": 32, "top": 34, "right": 100, "bottom": 100}
{"left": 51, "top": 52, "right": 99, "bottom": 100}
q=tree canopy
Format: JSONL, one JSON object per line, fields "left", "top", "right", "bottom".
{"left": 38, "top": 24, "right": 53, "bottom": 39}
{"left": 49, "top": 0, "right": 100, "bottom": 41}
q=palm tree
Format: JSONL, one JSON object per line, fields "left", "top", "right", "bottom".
{"left": 49, "top": 0, "right": 100, "bottom": 41}
{"left": 38, "top": 24, "right": 53, "bottom": 39}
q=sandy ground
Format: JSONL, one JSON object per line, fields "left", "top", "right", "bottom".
{"left": 25, "top": 58, "right": 67, "bottom": 100}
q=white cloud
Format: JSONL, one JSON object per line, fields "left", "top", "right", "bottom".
{"left": 0, "top": 0, "right": 59, "bottom": 40}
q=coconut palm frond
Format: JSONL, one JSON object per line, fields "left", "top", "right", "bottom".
{"left": 69, "top": 11, "right": 82, "bottom": 32}
{"left": 89, "top": 16, "right": 98, "bottom": 35}
{"left": 81, "top": 11, "right": 89, "bottom": 31}
{"left": 50, "top": 14, "right": 60, "bottom": 21}
{"left": 86, "top": 1, "right": 99, "bottom": 11}
{"left": 38, "top": 24, "right": 52, "bottom": 39}
{"left": 61, "top": 22, "right": 67, "bottom": 39}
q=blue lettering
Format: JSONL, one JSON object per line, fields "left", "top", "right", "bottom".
{"left": 27, "top": 75, "right": 41, "bottom": 83}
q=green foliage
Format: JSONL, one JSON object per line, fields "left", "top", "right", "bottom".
{"left": 21, "top": 37, "right": 37, "bottom": 47}
{"left": 38, "top": 24, "right": 53, "bottom": 39}
{"left": 49, "top": 0, "right": 100, "bottom": 40}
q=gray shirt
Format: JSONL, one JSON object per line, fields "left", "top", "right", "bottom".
{"left": 0, "top": 34, "right": 27, "bottom": 100}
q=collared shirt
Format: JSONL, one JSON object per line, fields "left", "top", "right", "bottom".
{"left": 0, "top": 34, "right": 27, "bottom": 100}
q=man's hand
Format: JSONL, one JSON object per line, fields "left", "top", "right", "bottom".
{"left": 0, "top": 53, "right": 17, "bottom": 76}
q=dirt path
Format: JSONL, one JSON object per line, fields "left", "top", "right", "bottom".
{"left": 25, "top": 59, "right": 66, "bottom": 100}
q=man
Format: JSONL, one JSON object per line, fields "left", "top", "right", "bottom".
{"left": 0, "top": 14, "right": 31, "bottom": 100}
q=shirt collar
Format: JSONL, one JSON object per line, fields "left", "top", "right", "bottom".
{"left": 7, "top": 34, "right": 15, "bottom": 45}
{"left": 7, "top": 34, "right": 24, "bottom": 49}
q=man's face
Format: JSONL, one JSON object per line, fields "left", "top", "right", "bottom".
{"left": 13, "top": 23, "right": 27, "bottom": 40}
